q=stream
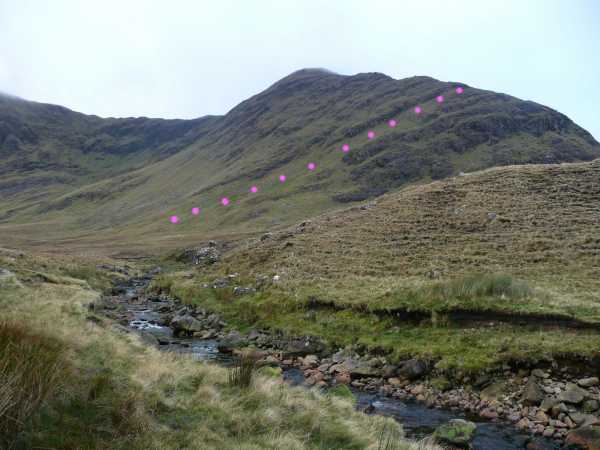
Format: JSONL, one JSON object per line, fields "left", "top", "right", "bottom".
{"left": 115, "top": 273, "right": 562, "bottom": 450}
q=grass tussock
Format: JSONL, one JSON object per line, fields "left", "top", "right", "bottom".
{"left": 430, "top": 273, "right": 532, "bottom": 302}
{"left": 228, "top": 353, "right": 258, "bottom": 389}
{"left": 0, "top": 321, "right": 67, "bottom": 448}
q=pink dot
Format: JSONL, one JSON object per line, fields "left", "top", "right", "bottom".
{"left": 250, "top": 185, "right": 258, "bottom": 193}
{"left": 436, "top": 95, "right": 444, "bottom": 103}
{"left": 367, "top": 130, "right": 375, "bottom": 140}
{"left": 342, "top": 144, "right": 350, "bottom": 153}
{"left": 221, "top": 197, "right": 230, "bottom": 206}
{"left": 388, "top": 119, "right": 397, "bottom": 128}
{"left": 191, "top": 207, "right": 200, "bottom": 216}
{"left": 170, "top": 215, "right": 179, "bottom": 224}
{"left": 414, "top": 106, "right": 422, "bottom": 114}
{"left": 456, "top": 87, "right": 464, "bottom": 94}
{"left": 279, "top": 175, "right": 286, "bottom": 183}
{"left": 307, "top": 162, "right": 316, "bottom": 171}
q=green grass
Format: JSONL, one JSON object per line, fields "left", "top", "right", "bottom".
{"left": 0, "top": 251, "right": 436, "bottom": 450}
{"left": 154, "top": 271, "right": 600, "bottom": 373}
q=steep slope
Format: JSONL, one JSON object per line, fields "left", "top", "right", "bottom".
{"left": 1, "top": 69, "right": 599, "bottom": 253}
{"left": 0, "top": 92, "right": 215, "bottom": 195}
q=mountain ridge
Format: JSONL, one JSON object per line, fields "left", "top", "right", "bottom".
{"left": 1, "top": 69, "right": 599, "bottom": 253}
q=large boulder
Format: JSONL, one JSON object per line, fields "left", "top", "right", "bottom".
{"left": 565, "top": 425, "right": 600, "bottom": 450}
{"left": 397, "top": 359, "right": 429, "bottom": 380}
{"left": 522, "top": 379, "right": 545, "bottom": 406}
{"left": 170, "top": 314, "right": 204, "bottom": 336}
{"left": 329, "top": 358, "right": 380, "bottom": 379}
{"left": 480, "top": 381, "right": 507, "bottom": 402}
{"left": 559, "top": 382, "right": 588, "bottom": 404}
{"left": 579, "top": 377, "right": 600, "bottom": 388}
{"left": 282, "top": 336, "right": 326, "bottom": 357}
{"left": 217, "top": 331, "right": 247, "bottom": 353}
{"left": 433, "top": 419, "right": 477, "bottom": 448}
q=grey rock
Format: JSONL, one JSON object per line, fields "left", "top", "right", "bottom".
{"left": 569, "top": 412, "right": 600, "bottom": 427}
{"left": 171, "top": 314, "right": 204, "bottom": 336}
{"left": 212, "top": 278, "right": 230, "bottom": 288}
{"left": 583, "top": 399, "right": 600, "bottom": 413}
{"left": 283, "top": 336, "right": 326, "bottom": 357}
{"left": 540, "top": 397, "right": 559, "bottom": 412}
{"left": 558, "top": 383, "right": 588, "bottom": 404}
{"left": 233, "top": 286, "right": 256, "bottom": 296}
{"left": 217, "top": 331, "right": 247, "bottom": 353}
{"left": 522, "top": 379, "right": 545, "bottom": 406}
{"left": 397, "top": 359, "right": 429, "bottom": 380}
{"left": 531, "top": 369, "right": 549, "bottom": 379}
{"left": 578, "top": 377, "right": 600, "bottom": 388}
{"left": 139, "top": 331, "right": 160, "bottom": 347}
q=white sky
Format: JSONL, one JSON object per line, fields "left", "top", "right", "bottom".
{"left": 0, "top": 0, "right": 598, "bottom": 139}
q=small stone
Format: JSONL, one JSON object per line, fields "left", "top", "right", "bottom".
{"left": 517, "top": 418, "right": 531, "bottom": 429}
{"left": 543, "top": 427, "right": 555, "bottom": 438}
{"left": 531, "top": 369, "right": 549, "bottom": 379}
{"left": 540, "top": 397, "right": 558, "bottom": 412}
{"left": 583, "top": 399, "right": 600, "bottom": 413}
{"left": 534, "top": 410, "right": 549, "bottom": 425}
{"left": 335, "top": 372, "right": 351, "bottom": 385}
{"left": 388, "top": 377, "right": 402, "bottom": 386}
{"left": 480, "top": 408, "right": 499, "bottom": 420}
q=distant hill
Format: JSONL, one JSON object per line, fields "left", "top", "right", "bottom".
{"left": 1, "top": 69, "right": 599, "bottom": 253}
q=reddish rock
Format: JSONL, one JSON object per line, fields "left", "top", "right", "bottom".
{"left": 335, "top": 372, "right": 351, "bottom": 385}
{"left": 565, "top": 425, "right": 600, "bottom": 450}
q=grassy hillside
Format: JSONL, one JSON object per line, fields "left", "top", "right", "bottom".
{"left": 157, "top": 159, "right": 600, "bottom": 371}
{"left": 1, "top": 69, "right": 599, "bottom": 255}
{"left": 0, "top": 249, "right": 434, "bottom": 450}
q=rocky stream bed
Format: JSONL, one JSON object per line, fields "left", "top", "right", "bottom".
{"left": 91, "top": 270, "right": 600, "bottom": 449}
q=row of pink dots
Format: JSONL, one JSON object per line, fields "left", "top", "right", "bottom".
{"left": 169, "top": 86, "right": 465, "bottom": 224}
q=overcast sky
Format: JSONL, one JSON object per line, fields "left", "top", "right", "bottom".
{"left": 1, "top": 0, "right": 598, "bottom": 139}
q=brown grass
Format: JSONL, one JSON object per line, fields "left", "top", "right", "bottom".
{"left": 0, "top": 321, "right": 67, "bottom": 447}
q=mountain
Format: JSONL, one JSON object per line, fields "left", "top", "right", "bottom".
{"left": 1, "top": 69, "right": 599, "bottom": 254}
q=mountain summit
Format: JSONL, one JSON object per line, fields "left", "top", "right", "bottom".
{"left": 1, "top": 69, "right": 598, "bottom": 252}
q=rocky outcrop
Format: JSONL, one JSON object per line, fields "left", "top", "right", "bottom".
{"left": 177, "top": 242, "right": 220, "bottom": 265}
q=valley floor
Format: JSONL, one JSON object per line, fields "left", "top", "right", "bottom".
{"left": 0, "top": 248, "right": 435, "bottom": 450}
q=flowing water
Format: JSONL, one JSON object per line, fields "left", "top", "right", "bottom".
{"left": 119, "top": 276, "right": 561, "bottom": 450}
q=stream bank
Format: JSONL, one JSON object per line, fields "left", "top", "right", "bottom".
{"left": 92, "top": 270, "right": 600, "bottom": 449}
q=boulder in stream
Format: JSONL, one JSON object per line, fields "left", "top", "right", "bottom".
{"left": 217, "top": 331, "right": 247, "bottom": 353}
{"left": 171, "top": 314, "right": 204, "bottom": 336}
{"left": 433, "top": 418, "right": 477, "bottom": 448}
